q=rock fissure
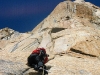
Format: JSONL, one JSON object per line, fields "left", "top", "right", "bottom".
{"left": 51, "top": 28, "right": 66, "bottom": 33}
{"left": 70, "top": 48, "right": 97, "bottom": 57}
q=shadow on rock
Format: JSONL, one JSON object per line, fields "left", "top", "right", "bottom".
{"left": 24, "top": 65, "right": 52, "bottom": 75}
{"left": 28, "top": 72, "right": 41, "bottom": 75}
{"left": 46, "top": 65, "right": 52, "bottom": 70}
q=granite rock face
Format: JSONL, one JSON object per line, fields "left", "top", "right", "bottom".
{"left": 32, "top": 0, "right": 100, "bottom": 56}
{"left": 0, "top": 0, "right": 100, "bottom": 75}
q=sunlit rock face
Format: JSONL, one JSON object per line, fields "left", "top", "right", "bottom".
{"left": 32, "top": 0, "right": 100, "bottom": 56}
{"left": 75, "top": 0, "right": 85, "bottom": 3}
{"left": 0, "top": 0, "right": 100, "bottom": 75}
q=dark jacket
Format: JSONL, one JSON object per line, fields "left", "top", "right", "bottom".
{"left": 27, "top": 48, "right": 48, "bottom": 69}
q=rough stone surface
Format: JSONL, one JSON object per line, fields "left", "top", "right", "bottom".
{"left": 0, "top": 0, "right": 100, "bottom": 75}
{"left": 74, "top": 0, "right": 85, "bottom": 3}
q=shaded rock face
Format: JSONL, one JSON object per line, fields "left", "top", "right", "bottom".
{"left": 0, "top": 0, "right": 100, "bottom": 75}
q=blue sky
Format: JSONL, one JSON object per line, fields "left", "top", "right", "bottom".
{"left": 0, "top": 0, "right": 100, "bottom": 32}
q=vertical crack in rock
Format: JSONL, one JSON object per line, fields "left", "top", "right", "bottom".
{"left": 9, "top": 34, "right": 33, "bottom": 52}
{"left": 10, "top": 43, "right": 19, "bottom": 53}
{"left": 21, "top": 38, "right": 40, "bottom": 51}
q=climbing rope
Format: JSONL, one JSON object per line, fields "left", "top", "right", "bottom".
{"left": 42, "top": 66, "right": 44, "bottom": 75}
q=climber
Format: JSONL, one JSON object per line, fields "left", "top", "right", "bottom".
{"left": 27, "top": 48, "right": 49, "bottom": 74}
